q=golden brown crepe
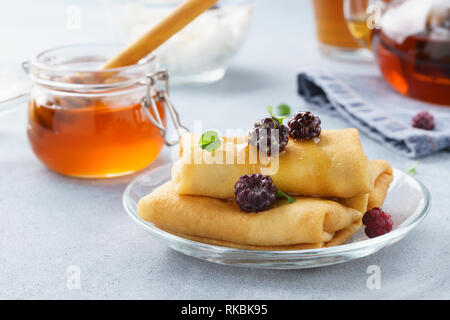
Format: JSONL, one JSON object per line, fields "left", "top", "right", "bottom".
{"left": 138, "top": 181, "right": 363, "bottom": 247}
{"left": 163, "top": 220, "right": 363, "bottom": 251}
{"left": 172, "top": 129, "right": 371, "bottom": 199}
{"left": 340, "top": 160, "right": 393, "bottom": 213}
{"left": 367, "top": 160, "right": 394, "bottom": 210}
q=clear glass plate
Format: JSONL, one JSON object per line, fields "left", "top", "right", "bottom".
{"left": 123, "top": 163, "right": 431, "bottom": 269}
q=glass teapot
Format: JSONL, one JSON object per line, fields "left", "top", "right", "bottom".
{"left": 344, "top": 0, "right": 450, "bottom": 105}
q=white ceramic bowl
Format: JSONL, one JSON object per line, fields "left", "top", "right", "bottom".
{"left": 117, "top": 0, "right": 255, "bottom": 84}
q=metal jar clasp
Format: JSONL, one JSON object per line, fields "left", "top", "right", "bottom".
{"left": 141, "top": 70, "right": 189, "bottom": 146}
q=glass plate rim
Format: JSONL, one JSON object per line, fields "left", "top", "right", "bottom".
{"left": 123, "top": 163, "right": 431, "bottom": 257}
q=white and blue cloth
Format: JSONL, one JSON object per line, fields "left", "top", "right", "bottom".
{"left": 297, "top": 72, "right": 450, "bottom": 158}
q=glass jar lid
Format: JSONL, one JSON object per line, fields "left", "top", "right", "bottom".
{"left": 25, "top": 44, "right": 158, "bottom": 92}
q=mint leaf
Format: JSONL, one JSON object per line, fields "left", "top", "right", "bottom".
{"left": 277, "top": 104, "right": 291, "bottom": 116}
{"left": 266, "top": 105, "right": 285, "bottom": 125}
{"left": 199, "top": 130, "right": 221, "bottom": 152}
{"left": 276, "top": 190, "right": 296, "bottom": 204}
{"left": 267, "top": 105, "right": 275, "bottom": 117}
{"left": 406, "top": 161, "right": 419, "bottom": 176}
{"left": 203, "top": 139, "right": 221, "bottom": 152}
{"left": 199, "top": 130, "right": 217, "bottom": 146}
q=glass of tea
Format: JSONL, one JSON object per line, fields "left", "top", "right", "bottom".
{"left": 311, "top": 0, "right": 372, "bottom": 60}
{"left": 344, "top": 0, "right": 450, "bottom": 106}
{"left": 24, "top": 44, "right": 170, "bottom": 178}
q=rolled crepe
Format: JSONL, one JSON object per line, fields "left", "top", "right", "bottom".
{"left": 186, "top": 161, "right": 393, "bottom": 250}
{"left": 138, "top": 181, "right": 363, "bottom": 247}
{"left": 367, "top": 160, "right": 394, "bottom": 210}
{"left": 165, "top": 220, "right": 363, "bottom": 250}
{"left": 340, "top": 160, "right": 393, "bottom": 213}
{"left": 172, "top": 129, "right": 371, "bottom": 199}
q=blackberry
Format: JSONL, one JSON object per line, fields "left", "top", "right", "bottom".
{"left": 362, "top": 207, "right": 393, "bottom": 238}
{"left": 287, "top": 111, "right": 321, "bottom": 141}
{"left": 234, "top": 174, "right": 277, "bottom": 212}
{"left": 248, "top": 117, "right": 289, "bottom": 156}
{"left": 412, "top": 111, "right": 435, "bottom": 130}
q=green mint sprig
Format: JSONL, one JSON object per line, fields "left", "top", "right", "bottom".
{"left": 276, "top": 190, "right": 296, "bottom": 204}
{"left": 199, "top": 130, "right": 222, "bottom": 152}
{"left": 276, "top": 103, "right": 291, "bottom": 116}
{"left": 267, "top": 104, "right": 291, "bottom": 125}
{"left": 406, "top": 161, "right": 419, "bottom": 176}
{"left": 267, "top": 106, "right": 285, "bottom": 125}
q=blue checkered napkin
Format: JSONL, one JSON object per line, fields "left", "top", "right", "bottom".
{"left": 297, "top": 72, "right": 450, "bottom": 158}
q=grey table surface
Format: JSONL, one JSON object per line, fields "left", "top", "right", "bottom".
{"left": 1, "top": 0, "right": 450, "bottom": 300}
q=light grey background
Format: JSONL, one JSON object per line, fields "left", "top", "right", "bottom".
{"left": 1, "top": 0, "right": 449, "bottom": 299}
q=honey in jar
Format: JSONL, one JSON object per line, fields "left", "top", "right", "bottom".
{"left": 28, "top": 99, "right": 165, "bottom": 178}
{"left": 25, "top": 44, "right": 167, "bottom": 178}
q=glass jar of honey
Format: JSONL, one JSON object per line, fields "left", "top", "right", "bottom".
{"left": 25, "top": 44, "right": 172, "bottom": 178}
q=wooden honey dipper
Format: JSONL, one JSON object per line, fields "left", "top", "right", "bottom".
{"left": 54, "top": 0, "right": 218, "bottom": 109}
{"left": 101, "top": 0, "right": 219, "bottom": 69}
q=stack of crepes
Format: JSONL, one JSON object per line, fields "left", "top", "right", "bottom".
{"left": 138, "top": 128, "right": 393, "bottom": 250}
